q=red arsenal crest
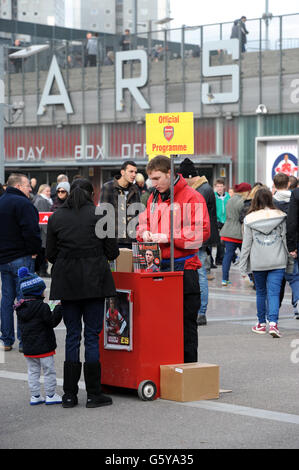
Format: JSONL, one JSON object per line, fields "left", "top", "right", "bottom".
{"left": 163, "top": 126, "right": 174, "bottom": 142}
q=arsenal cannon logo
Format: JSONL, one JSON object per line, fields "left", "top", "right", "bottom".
{"left": 163, "top": 126, "right": 174, "bottom": 142}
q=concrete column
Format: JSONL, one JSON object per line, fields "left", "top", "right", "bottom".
{"left": 102, "top": 123, "right": 109, "bottom": 160}
{"left": 215, "top": 117, "right": 224, "bottom": 156}
{"left": 256, "top": 115, "right": 264, "bottom": 138}
{"left": 237, "top": 117, "right": 246, "bottom": 183}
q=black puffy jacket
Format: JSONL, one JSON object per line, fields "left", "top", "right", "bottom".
{"left": 16, "top": 298, "right": 62, "bottom": 356}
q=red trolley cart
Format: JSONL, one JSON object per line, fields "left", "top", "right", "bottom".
{"left": 99, "top": 271, "right": 184, "bottom": 400}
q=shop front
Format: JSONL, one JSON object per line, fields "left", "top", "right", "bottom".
{"left": 4, "top": 119, "right": 233, "bottom": 196}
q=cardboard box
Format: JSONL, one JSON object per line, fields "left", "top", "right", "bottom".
{"left": 116, "top": 248, "right": 133, "bottom": 273}
{"left": 160, "top": 362, "right": 219, "bottom": 402}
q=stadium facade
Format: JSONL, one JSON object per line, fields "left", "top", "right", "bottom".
{"left": 1, "top": 14, "right": 299, "bottom": 196}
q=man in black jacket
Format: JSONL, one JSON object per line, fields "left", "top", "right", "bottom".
{"left": 286, "top": 187, "right": 299, "bottom": 318}
{"left": 99, "top": 161, "right": 140, "bottom": 248}
{"left": 0, "top": 173, "right": 42, "bottom": 351}
{"left": 179, "top": 158, "right": 219, "bottom": 326}
{"left": 231, "top": 16, "right": 249, "bottom": 52}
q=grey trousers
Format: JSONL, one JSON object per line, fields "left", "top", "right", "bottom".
{"left": 26, "top": 356, "right": 57, "bottom": 396}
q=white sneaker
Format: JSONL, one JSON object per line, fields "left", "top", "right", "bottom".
{"left": 45, "top": 393, "right": 62, "bottom": 405}
{"left": 30, "top": 395, "right": 45, "bottom": 406}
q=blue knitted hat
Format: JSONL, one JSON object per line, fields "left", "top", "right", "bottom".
{"left": 18, "top": 267, "right": 46, "bottom": 297}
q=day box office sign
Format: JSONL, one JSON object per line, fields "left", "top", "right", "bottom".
{"left": 146, "top": 112, "right": 194, "bottom": 158}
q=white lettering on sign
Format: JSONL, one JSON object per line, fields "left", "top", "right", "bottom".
{"left": 37, "top": 55, "right": 74, "bottom": 115}
{"left": 116, "top": 50, "right": 150, "bottom": 111}
{"left": 17, "top": 147, "right": 44, "bottom": 161}
{"left": 74, "top": 145, "right": 105, "bottom": 160}
{"left": 32, "top": 42, "right": 243, "bottom": 117}
{"left": 121, "top": 144, "right": 147, "bottom": 158}
{"left": 202, "top": 39, "right": 240, "bottom": 104}
{"left": 290, "top": 79, "right": 299, "bottom": 104}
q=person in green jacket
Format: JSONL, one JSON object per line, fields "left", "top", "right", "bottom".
{"left": 214, "top": 178, "right": 230, "bottom": 264}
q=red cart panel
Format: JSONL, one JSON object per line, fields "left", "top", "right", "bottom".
{"left": 99, "top": 272, "right": 184, "bottom": 399}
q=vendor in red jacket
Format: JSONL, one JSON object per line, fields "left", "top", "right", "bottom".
{"left": 137, "top": 155, "right": 210, "bottom": 362}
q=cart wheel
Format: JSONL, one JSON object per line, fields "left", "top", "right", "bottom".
{"left": 138, "top": 380, "right": 157, "bottom": 401}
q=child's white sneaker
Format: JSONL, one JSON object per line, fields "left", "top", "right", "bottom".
{"left": 30, "top": 395, "right": 45, "bottom": 406}
{"left": 45, "top": 393, "right": 62, "bottom": 405}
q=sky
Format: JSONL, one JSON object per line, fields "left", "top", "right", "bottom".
{"left": 169, "top": 0, "right": 299, "bottom": 28}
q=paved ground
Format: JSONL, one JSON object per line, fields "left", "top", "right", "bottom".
{"left": 1, "top": 262, "right": 299, "bottom": 450}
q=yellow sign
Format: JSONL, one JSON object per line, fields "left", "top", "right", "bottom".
{"left": 146, "top": 112, "right": 194, "bottom": 159}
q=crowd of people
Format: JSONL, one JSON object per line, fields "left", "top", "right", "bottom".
{"left": 0, "top": 156, "right": 298, "bottom": 409}
{"left": 192, "top": 168, "right": 299, "bottom": 340}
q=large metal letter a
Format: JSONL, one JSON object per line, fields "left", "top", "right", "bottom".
{"left": 37, "top": 55, "right": 74, "bottom": 115}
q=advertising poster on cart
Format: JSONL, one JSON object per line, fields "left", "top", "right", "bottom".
{"left": 265, "top": 140, "right": 298, "bottom": 189}
{"left": 104, "top": 290, "right": 133, "bottom": 351}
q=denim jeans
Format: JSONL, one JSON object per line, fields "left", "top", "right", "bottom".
{"left": 222, "top": 241, "right": 241, "bottom": 281}
{"left": 62, "top": 298, "right": 105, "bottom": 363}
{"left": 0, "top": 255, "right": 35, "bottom": 347}
{"left": 253, "top": 269, "right": 285, "bottom": 324}
{"left": 197, "top": 248, "right": 208, "bottom": 316}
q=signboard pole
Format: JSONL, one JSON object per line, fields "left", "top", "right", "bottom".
{"left": 170, "top": 155, "right": 174, "bottom": 272}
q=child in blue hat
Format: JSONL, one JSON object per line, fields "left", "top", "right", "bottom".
{"left": 15, "top": 267, "right": 62, "bottom": 406}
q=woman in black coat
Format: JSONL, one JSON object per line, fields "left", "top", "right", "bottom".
{"left": 46, "top": 178, "right": 119, "bottom": 409}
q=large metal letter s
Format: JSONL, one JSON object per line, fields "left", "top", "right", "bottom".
{"left": 202, "top": 39, "right": 240, "bottom": 104}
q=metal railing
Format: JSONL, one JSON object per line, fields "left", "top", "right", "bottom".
{"left": 0, "top": 12, "right": 298, "bottom": 74}
{"left": 1, "top": 12, "right": 298, "bottom": 126}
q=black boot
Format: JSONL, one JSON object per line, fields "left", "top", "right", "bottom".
{"left": 83, "top": 362, "right": 113, "bottom": 408}
{"left": 62, "top": 361, "right": 82, "bottom": 408}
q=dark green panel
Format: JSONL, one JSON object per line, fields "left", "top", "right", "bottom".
{"left": 263, "top": 114, "right": 299, "bottom": 136}
{"left": 238, "top": 114, "right": 299, "bottom": 185}
{"left": 238, "top": 116, "right": 257, "bottom": 185}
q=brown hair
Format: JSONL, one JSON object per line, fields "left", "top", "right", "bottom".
{"left": 288, "top": 175, "right": 298, "bottom": 190}
{"left": 146, "top": 155, "right": 171, "bottom": 175}
{"left": 248, "top": 188, "right": 276, "bottom": 214}
{"left": 273, "top": 172, "right": 289, "bottom": 190}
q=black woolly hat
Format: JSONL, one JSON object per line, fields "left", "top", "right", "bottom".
{"left": 178, "top": 158, "right": 198, "bottom": 178}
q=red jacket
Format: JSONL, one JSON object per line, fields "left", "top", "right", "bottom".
{"left": 137, "top": 175, "right": 210, "bottom": 268}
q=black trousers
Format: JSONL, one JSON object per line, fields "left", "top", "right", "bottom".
{"left": 183, "top": 270, "right": 201, "bottom": 363}
{"left": 162, "top": 261, "right": 200, "bottom": 363}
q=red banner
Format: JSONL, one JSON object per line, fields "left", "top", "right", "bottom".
{"left": 39, "top": 212, "right": 53, "bottom": 225}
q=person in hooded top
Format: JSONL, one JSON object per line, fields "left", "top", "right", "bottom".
{"left": 220, "top": 182, "right": 252, "bottom": 286}
{"left": 239, "top": 188, "right": 289, "bottom": 338}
